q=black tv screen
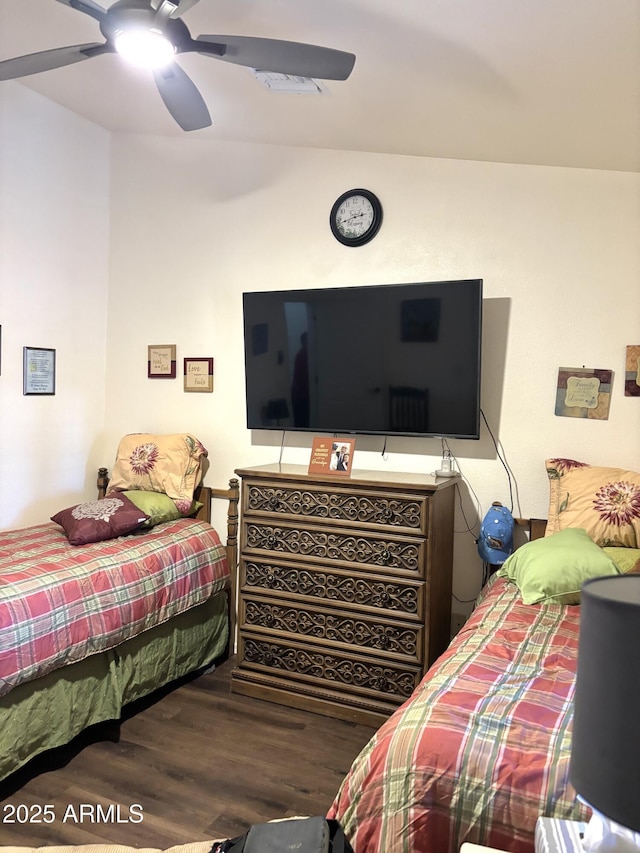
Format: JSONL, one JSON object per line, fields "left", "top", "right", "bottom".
{"left": 242, "top": 279, "right": 482, "bottom": 439}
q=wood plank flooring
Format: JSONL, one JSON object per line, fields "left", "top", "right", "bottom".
{"left": 0, "top": 658, "right": 376, "bottom": 849}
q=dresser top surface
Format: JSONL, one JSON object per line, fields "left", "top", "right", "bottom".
{"left": 234, "top": 463, "right": 458, "bottom": 492}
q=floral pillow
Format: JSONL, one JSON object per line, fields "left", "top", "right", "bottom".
{"left": 51, "top": 495, "right": 149, "bottom": 546}
{"left": 106, "top": 433, "right": 208, "bottom": 514}
{"left": 545, "top": 458, "right": 640, "bottom": 548}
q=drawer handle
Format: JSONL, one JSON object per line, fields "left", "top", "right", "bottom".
{"left": 264, "top": 534, "right": 278, "bottom": 549}
{"left": 379, "top": 548, "right": 392, "bottom": 564}
{"left": 379, "top": 591, "right": 391, "bottom": 605}
{"left": 378, "top": 506, "right": 394, "bottom": 523}
{"left": 268, "top": 496, "right": 280, "bottom": 510}
{"left": 371, "top": 675, "right": 388, "bottom": 691}
{"left": 375, "top": 628, "right": 398, "bottom": 649}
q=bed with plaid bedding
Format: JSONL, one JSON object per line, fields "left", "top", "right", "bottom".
{"left": 327, "top": 576, "right": 589, "bottom": 853}
{"left": 0, "top": 518, "right": 229, "bottom": 697}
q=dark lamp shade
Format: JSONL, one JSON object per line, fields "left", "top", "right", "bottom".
{"left": 570, "top": 574, "right": 640, "bottom": 832}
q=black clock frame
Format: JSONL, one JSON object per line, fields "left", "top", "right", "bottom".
{"left": 330, "top": 188, "right": 383, "bottom": 246}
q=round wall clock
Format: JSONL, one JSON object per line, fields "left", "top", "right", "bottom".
{"left": 330, "top": 188, "right": 383, "bottom": 246}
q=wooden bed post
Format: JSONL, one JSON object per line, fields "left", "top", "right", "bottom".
{"left": 210, "top": 478, "right": 240, "bottom": 659}
{"left": 97, "top": 467, "right": 109, "bottom": 499}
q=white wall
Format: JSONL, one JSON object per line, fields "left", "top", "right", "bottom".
{"left": 0, "top": 84, "right": 110, "bottom": 528}
{"left": 105, "top": 134, "right": 640, "bottom": 609}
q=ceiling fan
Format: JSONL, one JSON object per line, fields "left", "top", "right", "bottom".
{"left": 0, "top": 0, "right": 356, "bottom": 131}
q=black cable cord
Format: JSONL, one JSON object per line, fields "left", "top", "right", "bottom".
{"left": 454, "top": 481, "right": 479, "bottom": 539}
{"left": 278, "top": 430, "right": 286, "bottom": 465}
{"left": 480, "top": 408, "right": 519, "bottom": 515}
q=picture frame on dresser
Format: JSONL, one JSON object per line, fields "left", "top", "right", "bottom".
{"left": 231, "top": 463, "right": 456, "bottom": 727}
{"left": 309, "top": 437, "right": 355, "bottom": 476}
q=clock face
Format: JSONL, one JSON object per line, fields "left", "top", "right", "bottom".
{"left": 330, "top": 189, "right": 382, "bottom": 246}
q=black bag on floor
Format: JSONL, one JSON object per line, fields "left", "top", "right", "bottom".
{"left": 210, "top": 816, "right": 354, "bottom": 853}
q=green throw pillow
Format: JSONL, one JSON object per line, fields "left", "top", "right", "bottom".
{"left": 123, "top": 490, "right": 184, "bottom": 528}
{"left": 497, "top": 527, "right": 620, "bottom": 604}
{"left": 603, "top": 547, "right": 640, "bottom": 575}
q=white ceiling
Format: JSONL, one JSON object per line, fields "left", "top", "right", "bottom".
{"left": 1, "top": 0, "right": 639, "bottom": 172}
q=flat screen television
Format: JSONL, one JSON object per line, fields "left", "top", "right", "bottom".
{"left": 242, "top": 279, "right": 483, "bottom": 439}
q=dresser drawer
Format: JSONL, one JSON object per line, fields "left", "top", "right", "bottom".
{"left": 237, "top": 633, "right": 422, "bottom": 702}
{"left": 243, "top": 479, "right": 428, "bottom": 535}
{"left": 240, "top": 558, "right": 425, "bottom": 621}
{"left": 239, "top": 594, "right": 424, "bottom": 664}
{"left": 242, "top": 519, "right": 425, "bottom": 576}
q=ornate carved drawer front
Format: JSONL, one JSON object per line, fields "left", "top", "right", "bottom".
{"left": 244, "top": 481, "right": 428, "bottom": 535}
{"left": 238, "top": 634, "right": 422, "bottom": 702}
{"left": 241, "top": 559, "right": 425, "bottom": 622}
{"left": 239, "top": 595, "right": 423, "bottom": 664}
{"left": 242, "top": 520, "right": 424, "bottom": 576}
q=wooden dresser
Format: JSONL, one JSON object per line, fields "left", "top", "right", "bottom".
{"left": 230, "top": 463, "right": 457, "bottom": 726}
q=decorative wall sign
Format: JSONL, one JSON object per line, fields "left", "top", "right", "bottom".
{"left": 23, "top": 346, "right": 56, "bottom": 395}
{"left": 184, "top": 357, "right": 214, "bottom": 393}
{"left": 309, "top": 436, "right": 355, "bottom": 476}
{"left": 147, "top": 344, "right": 176, "bottom": 379}
{"left": 625, "top": 345, "right": 640, "bottom": 397}
{"left": 555, "top": 367, "right": 612, "bottom": 420}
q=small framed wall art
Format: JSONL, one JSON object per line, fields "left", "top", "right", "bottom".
{"left": 554, "top": 366, "right": 612, "bottom": 420}
{"left": 625, "top": 345, "right": 640, "bottom": 396}
{"left": 23, "top": 346, "right": 56, "bottom": 395}
{"left": 148, "top": 345, "right": 176, "bottom": 379}
{"left": 184, "top": 357, "right": 214, "bottom": 393}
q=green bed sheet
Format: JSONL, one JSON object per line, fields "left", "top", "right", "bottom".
{"left": 0, "top": 591, "right": 229, "bottom": 782}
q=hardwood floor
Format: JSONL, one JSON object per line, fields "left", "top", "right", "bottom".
{"left": 0, "top": 658, "right": 377, "bottom": 849}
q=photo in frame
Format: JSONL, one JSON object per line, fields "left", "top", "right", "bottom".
{"left": 309, "top": 436, "right": 356, "bottom": 476}
{"left": 23, "top": 346, "right": 56, "bottom": 395}
{"left": 184, "top": 357, "right": 214, "bottom": 393}
{"left": 147, "top": 345, "right": 176, "bottom": 379}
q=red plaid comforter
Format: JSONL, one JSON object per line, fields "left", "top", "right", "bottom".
{"left": 328, "top": 576, "right": 589, "bottom": 853}
{"left": 0, "top": 518, "right": 229, "bottom": 697}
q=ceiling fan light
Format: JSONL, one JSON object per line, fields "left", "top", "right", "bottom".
{"left": 114, "top": 29, "right": 175, "bottom": 69}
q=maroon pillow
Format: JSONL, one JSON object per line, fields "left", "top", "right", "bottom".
{"left": 51, "top": 495, "right": 149, "bottom": 546}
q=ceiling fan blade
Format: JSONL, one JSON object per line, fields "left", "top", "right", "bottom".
{"left": 193, "top": 35, "right": 356, "bottom": 81}
{"left": 153, "top": 62, "right": 211, "bottom": 131}
{"left": 53, "top": 0, "right": 107, "bottom": 22}
{"left": 0, "top": 43, "right": 107, "bottom": 81}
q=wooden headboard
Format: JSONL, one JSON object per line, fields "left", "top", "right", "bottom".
{"left": 515, "top": 516, "right": 548, "bottom": 541}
